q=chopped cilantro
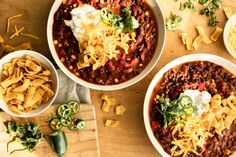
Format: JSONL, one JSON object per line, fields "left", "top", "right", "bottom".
{"left": 209, "top": 15, "right": 218, "bottom": 26}
{"left": 100, "top": 7, "right": 139, "bottom": 33}
{"left": 200, "top": 4, "right": 216, "bottom": 16}
{"left": 173, "top": 0, "right": 222, "bottom": 27}
{"left": 180, "top": 0, "right": 196, "bottom": 11}
{"left": 165, "top": 14, "right": 182, "bottom": 31}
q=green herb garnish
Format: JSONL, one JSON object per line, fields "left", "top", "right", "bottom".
{"left": 173, "top": 0, "right": 222, "bottom": 27}
{"left": 6, "top": 121, "right": 43, "bottom": 154}
{"left": 165, "top": 14, "right": 182, "bottom": 31}
{"left": 180, "top": 0, "right": 196, "bottom": 11}
{"left": 100, "top": 7, "right": 139, "bottom": 33}
{"left": 199, "top": 0, "right": 222, "bottom": 6}
{"left": 156, "top": 96, "right": 194, "bottom": 128}
{"left": 200, "top": 4, "right": 216, "bottom": 16}
{"left": 199, "top": 0, "right": 222, "bottom": 26}
{"left": 209, "top": 15, "right": 218, "bottom": 26}
{"left": 198, "top": 0, "right": 211, "bottom": 5}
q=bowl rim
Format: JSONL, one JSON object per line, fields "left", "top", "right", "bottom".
{"left": 143, "top": 53, "right": 236, "bottom": 157}
{"left": 223, "top": 13, "right": 236, "bottom": 59}
{"left": 0, "top": 50, "right": 59, "bottom": 117}
{"left": 47, "top": 0, "right": 166, "bottom": 91}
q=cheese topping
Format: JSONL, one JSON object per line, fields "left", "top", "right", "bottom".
{"left": 170, "top": 94, "right": 236, "bottom": 157}
{"left": 65, "top": 5, "right": 133, "bottom": 70}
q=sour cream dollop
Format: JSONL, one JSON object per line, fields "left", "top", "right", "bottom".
{"left": 64, "top": 4, "right": 101, "bottom": 41}
{"left": 179, "top": 90, "right": 211, "bottom": 115}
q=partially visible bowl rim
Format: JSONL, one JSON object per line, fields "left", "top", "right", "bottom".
{"left": 0, "top": 50, "right": 59, "bottom": 117}
{"left": 223, "top": 13, "right": 236, "bottom": 59}
{"left": 143, "top": 53, "right": 236, "bottom": 157}
{"left": 47, "top": 0, "right": 166, "bottom": 91}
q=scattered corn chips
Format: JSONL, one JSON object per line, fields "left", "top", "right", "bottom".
{"left": 115, "top": 105, "right": 126, "bottom": 115}
{"left": 105, "top": 119, "right": 119, "bottom": 128}
{"left": 224, "top": 7, "right": 233, "bottom": 19}
{"left": 196, "top": 25, "right": 212, "bottom": 44}
{"left": 101, "top": 94, "right": 115, "bottom": 112}
{"left": 193, "top": 35, "right": 203, "bottom": 50}
{"left": 211, "top": 26, "right": 223, "bottom": 41}
{"left": 180, "top": 33, "right": 188, "bottom": 45}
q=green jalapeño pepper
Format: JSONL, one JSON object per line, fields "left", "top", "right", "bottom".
{"left": 76, "top": 119, "right": 86, "bottom": 130}
{"left": 68, "top": 119, "right": 78, "bottom": 131}
{"left": 49, "top": 131, "right": 68, "bottom": 157}
{"left": 60, "top": 116, "right": 72, "bottom": 127}
{"left": 67, "top": 100, "right": 80, "bottom": 115}
{"left": 68, "top": 119, "right": 86, "bottom": 131}
{"left": 57, "top": 104, "right": 72, "bottom": 117}
{"left": 180, "top": 96, "right": 193, "bottom": 108}
{"left": 50, "top": 119, "right": 62, "bottom": 131}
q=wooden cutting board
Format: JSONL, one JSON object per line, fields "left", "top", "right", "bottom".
{"left": 0, "top": 104, "right": 100, "bottom": 157}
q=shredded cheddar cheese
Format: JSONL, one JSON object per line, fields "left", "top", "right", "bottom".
{"left": 170, "top": 94, "right": 236, "bottom": 157}
{"left": 7, "top": 13, "right": 23, "bottom": 33}
{"left": 77, "top": 23, "right": 132, "bottom": 70}
{"left": 10, "top": 26, "right": 25, "bottom": 39}
{"left": 20, "top": 33, "right": 39, "bottom": 40}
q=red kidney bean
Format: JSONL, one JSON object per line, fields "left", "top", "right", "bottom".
{"left": 106, "top": 61, "right": 115, "bottom": 71}
{"left": 123, "top": 67, "right": 133, "bottom": 73}
{"left": 140, "top": 48, "right": 148, "bottom": 62}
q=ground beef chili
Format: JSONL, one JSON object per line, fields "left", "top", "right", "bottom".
{"left": 149, "top": 61, "right": 236, "bottom": 157}
{"left": 52, "top": 0, "right": 158, "bottom": 85}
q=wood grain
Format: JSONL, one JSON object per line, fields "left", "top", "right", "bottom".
{"left": 0, "top": 104, "right": 100, "bottom": 157}
{"left": 0, "top": 0, "right": 236, "bottom": 157}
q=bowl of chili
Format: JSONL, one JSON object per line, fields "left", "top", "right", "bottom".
{"left": 144, "top": 54, "right": 236, "bottom": 157}
{"left": 47, "top": 0, "right": 165, "bottom": 90}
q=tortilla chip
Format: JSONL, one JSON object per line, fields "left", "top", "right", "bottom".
{"left": 102, "top": 101, "right": 110, "bottom": 112}
{"left": 13, "top": 79, "right": 30, "bottom": 92}
{"left": 193, "top": 35, "right": 203, "bottom": 50}
{"left": 224, "top": 7, "right": 233, "bottom": 19}
{"left": 105, "top": 119, "right": 119, "bottom": 128}
{"left": 186, "top": 36, "right": 194, "bottom": 50}
{"left": 180, "top": 32, "right": 188, "bottom": 45}
{"left": 196, "top": 25, "right": 212, "bottom": 44}
{"left": 211, "top": 26, "right": 223, "bottom": 41}
{"left": 115, "top": 105, "right": 126, "bottom": 115}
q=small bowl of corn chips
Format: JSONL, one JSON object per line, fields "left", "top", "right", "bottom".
{"left": 0, "top": 50, "right": 59, "bottom": 117}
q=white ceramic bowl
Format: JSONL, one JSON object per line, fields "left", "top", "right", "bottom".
{"left": 47, "top": 0, "right": 165, "bottom": 90}
{"left": 0, "top": 50, "right": 59, "bottom": 117}
{"left": 143, "top": 54, "right": 236, "bottom": 157}
{"left": 223, "top": 13, "right": 236, "bottom": 59}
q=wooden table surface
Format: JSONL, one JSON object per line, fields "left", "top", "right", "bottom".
{"left": 0, "top": 0, "right": 236, "bottom": 157}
